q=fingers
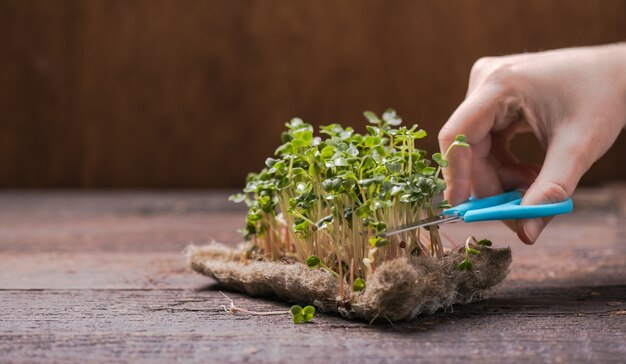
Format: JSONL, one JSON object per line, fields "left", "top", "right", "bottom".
{"left": 471, "top": 140, "right": 503, "bottom": 198}
{"left": 497, "top": 164, "right": 538, "bottom": 190}
{"left": 489, "top": 127, "right": 538, "bottom": 190}
{"left": 515, "top": 131, "right": 591, "bottom": 244}
{"left": 439, "top": 87, "right": 500, "bottom": 205}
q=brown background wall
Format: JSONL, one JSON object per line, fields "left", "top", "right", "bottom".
{"left": 1, "top": 0, "right": 625, "bottom": 188}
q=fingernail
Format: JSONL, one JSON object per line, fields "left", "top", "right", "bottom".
{"left": 522, "top": 219, "right": 545, "bottom": 245}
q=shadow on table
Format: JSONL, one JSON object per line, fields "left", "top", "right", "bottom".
{"left": 196, "top": 281, "right": 626, "bottom": 332}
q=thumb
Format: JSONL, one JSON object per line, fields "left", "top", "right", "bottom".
{"left": 515, "top": 134, "right": 589, "bottom": 244}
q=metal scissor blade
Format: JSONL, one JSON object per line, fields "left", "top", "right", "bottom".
{"left": 381, "top": 215, "right": 461, "bottom": 237}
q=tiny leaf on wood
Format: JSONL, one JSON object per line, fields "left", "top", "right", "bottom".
{"left": 291, "top": 305, "right": 315, "bottom": 324}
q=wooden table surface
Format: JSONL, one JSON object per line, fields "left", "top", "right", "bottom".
{"left": 1, "top": 187, "right": 625, "bottom": 363}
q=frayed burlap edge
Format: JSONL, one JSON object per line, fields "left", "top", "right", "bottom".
{"left": 186, "top": 242, "right": 511, "bottom": 322}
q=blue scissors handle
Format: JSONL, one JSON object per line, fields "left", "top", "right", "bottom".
{"left": 442, "top": 190, "right": 573, "bottom": 222}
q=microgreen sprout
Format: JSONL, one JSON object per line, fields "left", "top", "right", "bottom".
{"left": 457, "top": 236, "right": 487, "bottom": 271}
{"left": 306, "top": 255, "right": 340, "bottom": 278}
{"left": 290, "top": 305, "right": 316, "bottom": 324}
{"left": 353, "top": 278, "right": 366, "bottom": 292}
{"left": 220, "top": 292, "right": 316, "bottom": 325}
{"left": 230, "top": 109, "right": 474, "bottom": 300}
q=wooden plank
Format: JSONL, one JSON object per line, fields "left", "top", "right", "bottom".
{"left": 0, "top": 253, "right": 207, "bottom": 289}
{"left": 0, "top": 287, "right": 624, "bottom": 363}
{"left": 0, "top": 191, "right": 244, "bottom": 252}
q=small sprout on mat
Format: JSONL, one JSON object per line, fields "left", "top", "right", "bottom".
{"left": 306, "top": 255, "right": 321, "bottom": 268}
{"left": 291, "top": 305, "right": 315, "bottom": 324}
{"left": 306, "top": 255, "right": 340, "bottom": 278}
{"left": 477, "top": 239, "right": 492, "bottom": 247}
{"left": 457, "top": 259, "right": 473, "bottom": 271}
{"left": 467, "top": 247, "right": 480, "bottom": 256}
{"left": 353, "top": 278, "right": 366, "bottom": 292}
{"left": 457, "top": 237, "right": 480, "bottom": 271}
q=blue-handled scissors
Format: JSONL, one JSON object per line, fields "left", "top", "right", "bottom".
{"left": 382, "top": 190, "right": 573, "bottom": 237}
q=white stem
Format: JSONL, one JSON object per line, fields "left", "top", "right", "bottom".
{"left": 219, "top": 292, "right": 288, "bottom": 316}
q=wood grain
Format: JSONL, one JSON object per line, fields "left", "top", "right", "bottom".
{"left": 0, "top": 287, "right": 624, "bottom": 363}
{"left": 0, "top": 189, "right": 624, "bottom": 362}
{"left": 1, "top": 0, "right": 625, "bottom": 188}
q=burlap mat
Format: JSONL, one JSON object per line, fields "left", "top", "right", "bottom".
{"left": 187, "top": 243, "right": 511, "bottom": 322}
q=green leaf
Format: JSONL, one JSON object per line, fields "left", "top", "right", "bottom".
{"left": 457, "top": 260, "right": 473, "bottom": 271}
{"left": 355, "top": 205, "right": 370, "bottom": 219}
{"left": 292, "top": 314, "right": 304, "bottom": 324}
{"left": 369, "top": 236, "right": 389, "bottom": 247}
{"left": 385, "top": 161, "right": 402, "bottom": 174}
{"left": 353, "top": 278, "right": 366, "bottom": 291}
{"left": 454, "top": 134, "right": 468, "bottom": 143}
{"left": 346, "top": 145, "right": 359, "bottom": 157}
{"left": 321, "top": 145, "right": 335, "bottom": 160}
{"left": 363, "top": 111, "right": 380, "bottom": 124}
{"left": 422, "top": 167, "right": 436, "bottom": 175}
{"left": 293, "top": 219, "right": 310, "bottom": 235}
{"left": 437, "top": 199, "right": 452, "bottom": 209}
{"left": 302, "top": 305, "right": 315, "bottom": 315}
{"left": 291, "top": 305, "right": 314, "bottom": 323}
{"left": 315, "top": 214, "right": 333, "bottom": 228}
{"left": 306, "top": 255, "right": 321, "bottom": 269}
{"left": 287, "top": 117, "right": 304, "bottom": 129}
{"left": 364, "top": 135, "right": 381, "bottom": 147}
{"left": 370, "top": 221, "right": 387, "bottom": 232}
{"left": 467, "top": 248, "right": 481, "bottom": 256}
{"left": 452, "top": 134, "right": 470, "bottom": 148}
{"left": 382, "top": 108, "right": 402, "bottom": 126}
{"left": 477, "top": 239, "right": 492, "bottom": 247}
{"left": 375, "top": 239, "right": 389, "bottom": 248}
{"left": 265, "top": 158, "right": 280, "bottom": 168}
{"left": 290, "top": 305, "right": 303, "bottom": 315}
{"left": 333, "top": 157, "right": 349, "bottom": 167}
{"left": 432, "top": 153, "right": 448, "bottom": 168}
{"left": 228, "top": 193, "right": 247, "bottom": 203}
{"left": 365, "top": 126, "right": 380, "bottom": 136}
{"left": 414, "top": 129, "right": 427, "bottom": 139}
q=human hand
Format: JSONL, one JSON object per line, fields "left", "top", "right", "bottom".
{"left": 439, "top": 43, "right": 626, "bottom": 244}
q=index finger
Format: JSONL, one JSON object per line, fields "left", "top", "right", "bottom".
{"left": 438, "top": 87, "right": 500, "bottom": 205}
